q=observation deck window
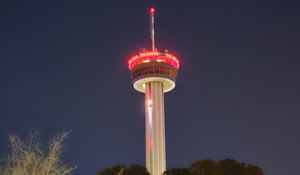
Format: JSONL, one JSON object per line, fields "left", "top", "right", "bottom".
{"left": 132, "top": 66, "right": 177, "bottom": 79}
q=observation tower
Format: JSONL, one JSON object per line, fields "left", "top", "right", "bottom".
{"left": 127, "top": 8, "right": 179, "bottom": 175}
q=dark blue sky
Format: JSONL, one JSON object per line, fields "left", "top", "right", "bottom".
{"left": 1, "top": 0, "right": 299, "bottom": 175}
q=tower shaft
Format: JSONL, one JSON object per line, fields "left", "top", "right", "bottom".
{"left": 145, "top": 81, "right": 166, "bottom": 175}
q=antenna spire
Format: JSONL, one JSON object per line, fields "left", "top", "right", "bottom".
{"left": 150, "top": 8, "right": 155, "bottom": 51}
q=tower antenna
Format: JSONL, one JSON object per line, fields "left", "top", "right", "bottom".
{"left": 150, "top": 8, "right": 155, "bottom": 51}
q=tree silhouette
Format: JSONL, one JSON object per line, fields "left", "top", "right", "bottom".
{"left": 0, "top": 130, "right": 76, "bottom": 175}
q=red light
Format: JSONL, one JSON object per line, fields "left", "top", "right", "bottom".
{"left": 127, "top": 52, "right": 179, "bottom": 70}
{"left": 149, "top": 139, "right": 153, "bottom": 149}
{"left": 150, "top": 8, "right": 154, "bottom": 12}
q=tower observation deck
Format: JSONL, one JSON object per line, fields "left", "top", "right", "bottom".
{"left": 128, "top": 8, "right": 179, "bottom": 175}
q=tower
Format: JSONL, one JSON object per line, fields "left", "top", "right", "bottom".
{"left": 128, "top": 8, "right": 179, "bottom": 175}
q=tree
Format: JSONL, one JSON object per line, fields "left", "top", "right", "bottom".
{"left": 189, "top": 159, "right": 220, "bottom": 175}
{"left": 164, "top": 167, "right": 190, "bottom": 175}
{"left": 97, "top": 164, "right": 150, "bottom": 175}
{"left": 218, "top": 158, "right": 247, "bottom": 175}
{"left": 218, "top": 158, "right": 263, "bottom": 175}
{"left": 99, "top": 158, "right": 263, "bottom": 175}
{"left": 0, "top": 130, "right": 76, "bottom": 175}
{"left": 163, "top": 158, "right": 263, "bottom": 175}
{"left": 97, "top": 165, "right": 127, "bottom": 175}
{"left": 124, "top": 164, "right": 150, "bottom": 175}
{"left": 247, "top": 165, "right": 264, "bottom": 175}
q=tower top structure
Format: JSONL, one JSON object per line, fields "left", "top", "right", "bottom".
{"left": 127, "top": 8, "right": 180, "bottom": 93}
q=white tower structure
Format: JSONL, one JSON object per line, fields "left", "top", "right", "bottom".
{"left": 128, "top": 8, "right": 179, "bottom": 175}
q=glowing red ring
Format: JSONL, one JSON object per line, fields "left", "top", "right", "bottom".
{"left": 128, "top": 52, "right": 179, "bottom": 70}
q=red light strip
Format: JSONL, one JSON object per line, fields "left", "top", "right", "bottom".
{"left": 128, "top": 52, "right": 179, "bottom": 70}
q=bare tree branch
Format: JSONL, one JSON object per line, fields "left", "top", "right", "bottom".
{"left": 0, "top": 130, "right": 76, "bottom": 175}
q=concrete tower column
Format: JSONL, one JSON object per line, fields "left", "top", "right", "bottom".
{"left": 145, "top": 81, "right": 166, "bottom": 175}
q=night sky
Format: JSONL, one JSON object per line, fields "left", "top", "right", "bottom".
{"left": 1, "top": 0, "right": 300, "bottom": 175}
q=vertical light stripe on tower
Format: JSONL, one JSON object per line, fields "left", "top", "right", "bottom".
{"left": 153, "top": 81, "right": 159, "bottom": 175}
{"left": 161, "top": 85, "right": 166, "bottom": 172}
{"left": 145, "top": 81, "right": 166, "bottom": 175}
{"left": 145, "top": 83, "right": 152, "bottom": 174}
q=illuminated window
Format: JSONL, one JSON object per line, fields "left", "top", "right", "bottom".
{"left": 132, "top": 66, "right": 177, "bottom": 79}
